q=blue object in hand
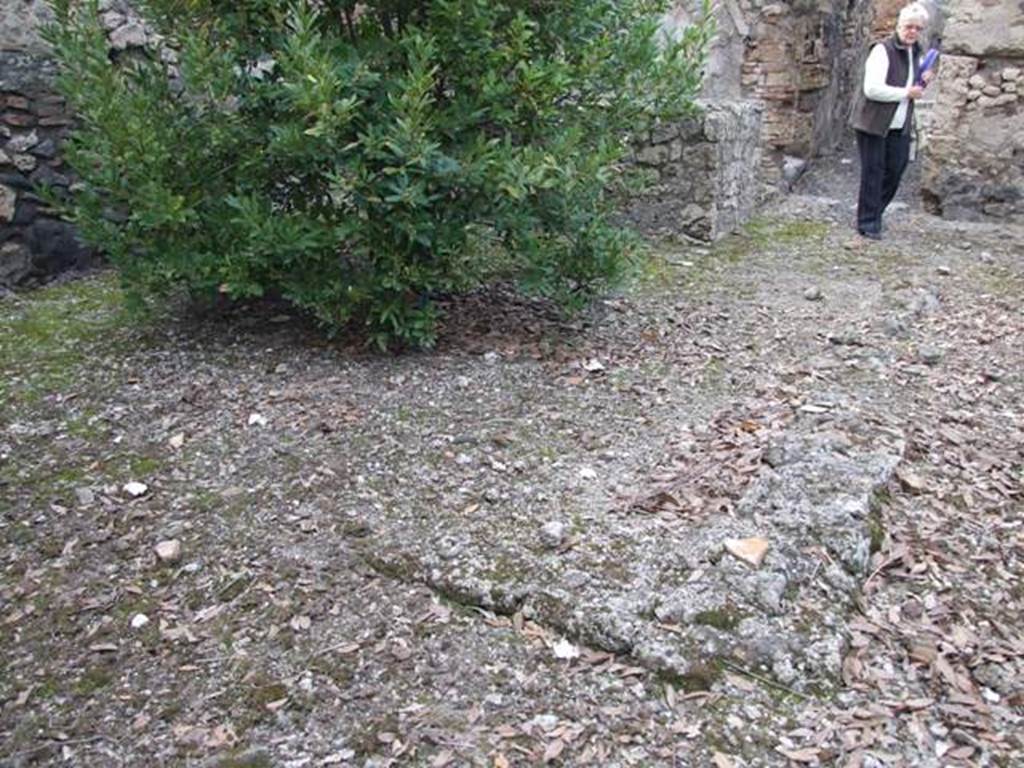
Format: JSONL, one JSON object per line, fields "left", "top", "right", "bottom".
{"left": 916, "top": 48, "right": 939, "bottom": 86}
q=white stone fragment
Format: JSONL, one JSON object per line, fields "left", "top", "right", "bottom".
{"left": 540, "top": 520, "right": 568, "bottom": 549}
{"left": 154, "top": 539, "right": 182, "bottom": 563}
{"left": 123, "top": 481, "right": 149, "bottom": 497}
{"left": 552, "top": 638, "right": 581, "bottom": 660}
{"left": 724, "top": 537, "right": 770, "bottom": 568}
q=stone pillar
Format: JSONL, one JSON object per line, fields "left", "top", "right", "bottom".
{"left": 920, "top": 1, "right": 1023, "bottom": 222}
{"left": 624, "top": 101, "right": 763, "bottom": 242}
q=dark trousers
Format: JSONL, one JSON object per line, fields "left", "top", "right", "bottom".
{"left": 856, "top": 128, "right": 911, "bottom": 235}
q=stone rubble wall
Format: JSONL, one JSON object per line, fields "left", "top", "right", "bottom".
{"left": 920, "top": 2, "right": 1024, "bottom": 222}
{"left": 624, "top": 101, "right": 763, "bottom": 242}
{"left": 0, "top": 0, "right": 161, "bottom": 289}
{"left": 0, "top": 0, "right": 90, "bottom": 289}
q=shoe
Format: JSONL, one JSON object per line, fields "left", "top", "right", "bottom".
{"left": 858, "top": 230, "right": 882, "bottom": 241}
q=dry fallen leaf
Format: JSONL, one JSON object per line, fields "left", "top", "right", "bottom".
{"left": 265, "top": 697, "right": 288, "bottom": 712}
{"left": 712, "top": 752, "right": 735, "bottom": 768}
{"left": 777, "top": 746, "right": 821, "bottom": 763}
{"left": 543, "top": 739, "right": 565, "bottom": 763}
{"left": 15, "top": 686, "right": 34, "bottom": 707}
{"left": 431, "top": 750, "right": 455, "bottom": 767}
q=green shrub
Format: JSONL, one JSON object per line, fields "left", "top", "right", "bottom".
{"left": 46, "top": 0, "right": 711, "bottom": 348}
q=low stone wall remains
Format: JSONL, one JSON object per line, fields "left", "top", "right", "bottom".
{"left": 0, "top": 0, "right": 164, "bottom": 290}
{"left": 624, "top": 100, "right": 763, "bottom": 242}
{"left": 0, "top": 49, "right": 94, "bottom": 289}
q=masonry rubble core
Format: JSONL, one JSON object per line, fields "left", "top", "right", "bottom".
{"left": 1, "top": 0, "right": 1021, "bottom": 287}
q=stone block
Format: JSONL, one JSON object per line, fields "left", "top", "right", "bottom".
{"left": 650, "top": 122, "right": 680, "bottom": 145}
{"left": 13, "top": 200, "right": 38, "bottom": 226}
{"left": 32, "top": 138, "right": 57, "bottom": 158}
{"left": 26, "top": 217, "right": 95, "bottom": 277}
{"left": 0, "top": 184, "right": 15, "bottom": 222}
{"left": 13, "top": 154, "right": 36, "bottom": 172}
{"left": 0, "top": 172, "right": 32, "bottom": 191}
{"left": 109, "top": 22, "right": 148, "bottom": 50}
{"left": 944, "top": 2, "right": 1024, "bottom": 58}
{"left": 29, "top": 165, "right": 69, "bottom": 188}
{"left": 0, "top": 0, "right": 54, "bottom": 56}
{"left": 763, "top": 71, "right": 793, "bottom": 88}
{"left": 6, "top": 130, "right": 39, "bottom": 153}
{"left": 36, "top": 103, "right": 68, "bottom": 119}
{"left": 636, "top": 144, "right": 669, "bottom": 167}
{"left": 3, "top": 112, "right": 36, "bottom": 128}
{"left": 100, "top": 10, "right": 126, "bottom": 31}
{"left": 0, "top": 241, "right": 31, "bottom": 287}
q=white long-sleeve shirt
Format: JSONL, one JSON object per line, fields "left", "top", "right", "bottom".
{"left": 863, "top": 43, "right": 914, "bottom": 130}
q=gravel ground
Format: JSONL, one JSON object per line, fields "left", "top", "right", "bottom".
{"left": 1, "top": 161, "right": 1022, "bottom": 767}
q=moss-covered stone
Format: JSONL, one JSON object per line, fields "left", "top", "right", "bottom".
{"left": 692, "top": 606, "right": 743, "bottom": 632}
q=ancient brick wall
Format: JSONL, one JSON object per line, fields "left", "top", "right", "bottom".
{"left": 734, "top": 0, "right": 875, "bottom": 186}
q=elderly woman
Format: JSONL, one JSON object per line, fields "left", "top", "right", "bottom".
{"left": 851, "top": 2, "right": 934, "bottom": 240}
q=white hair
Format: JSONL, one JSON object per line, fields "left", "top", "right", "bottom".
{"left": 897, "top": 2, "right": 929, "bottom": 30}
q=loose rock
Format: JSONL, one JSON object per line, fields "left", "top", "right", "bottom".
{"left": 803, "top": 286, "right": 823, "bottom": 301}
{"left": 723, "top": 537, "right": 770, "bottom": 568}
{"left": 154, "top": 539, "right": 182, "bottom": 563}
{"left": 540, "top": 521, "right": 568, "bottom": 549}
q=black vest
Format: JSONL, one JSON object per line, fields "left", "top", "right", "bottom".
{"left": 851, "top": 35, "right": 921, "bottom": 137}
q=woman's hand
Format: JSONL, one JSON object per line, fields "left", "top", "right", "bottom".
{"left": 922, "top": 69, "right": 936, "bottom": 85}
